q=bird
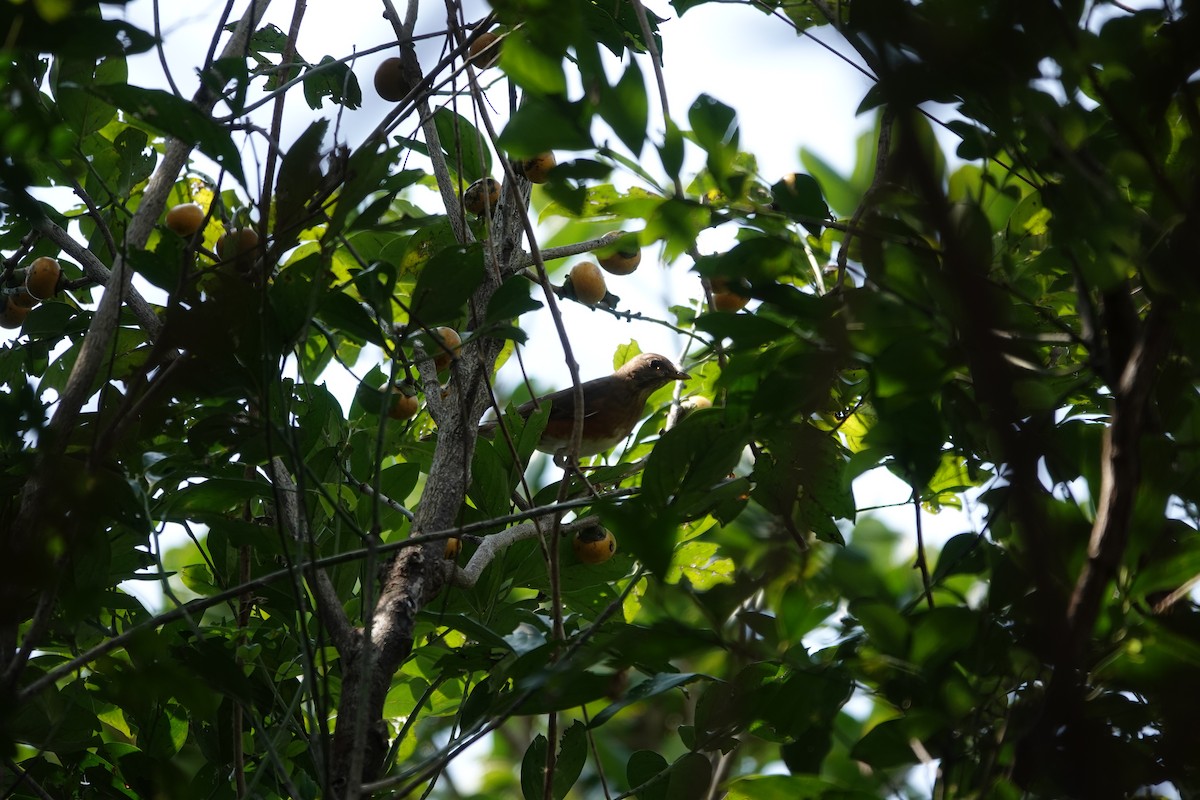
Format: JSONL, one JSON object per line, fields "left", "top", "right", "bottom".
{"left": 480, "top": 353, "right": 690, "bottom": 456}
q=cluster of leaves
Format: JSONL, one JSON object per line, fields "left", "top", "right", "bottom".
{"left": 3, "top": 0, "right": 1200, "bottom": 798}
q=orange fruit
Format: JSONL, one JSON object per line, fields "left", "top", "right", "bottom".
{"left": 573, "top": 527, "right": 617, "bottom": 564}
{"left": 25, "top": 257, "right": 61, "bottom": 301}
{"left": 596, "top": 233, "right": 641, "bottom": 275}
{"left": 468, "top": 31, "right": 501, "bottom": 69}
{"left": 569, "top": 261, "right": 606, "bottom": 306}
{"left": 388, "top": 387, "right": 419, "bottom": 420}
{"left": 374, "top": 57, "right": 414, "bottom": 102}
{"left": 710, "top": 278, "right": 749, "bottom": 312}
{"left": 444, "top": 538, "right": 462, "bottom": 559}
{"left": 430, "top": 327, "right": 462, "bottom": 371}
{"left": 0, "top": 298, "right": 29, "bottom": 329}
{"left": 462, "top": 177, "right": 501, "bottom": 216}
{"left": 165, "top": 203, "right": 205, "bottom": 236}
{"left": 516, "top": 152, "right": 555, "bottom": 183}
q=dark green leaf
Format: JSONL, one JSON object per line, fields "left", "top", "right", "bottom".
{"left": 88, "top": 83, "right": 246, "bottom": 185}
{"left": 688, "top": 94, "right": 738, "bottom": 154}
{"left": 303, "top": 55, "right": 362, "bottom": 110}
{"left": 666, "top": 752, "right": 713, "bottom": 800}
{"left": 521, "top": 735, "right": 548, "bottom": 800}
{"left": 601, "top": 59, "right": 648, "bottom": 156}
{"left": 590, "top": 673, "right": 703, "bottom": 728}
{"left": 627, "top": 750, "right": 669, "bottom": 800}
{"left": 406, "top": 243, "right": 486, "bottom": 327}
{"left": 486, "top": 275, "right": 543, "bottom": 323}
{"left": 553, "top": 721, "right": 587, "bottom": 799}
{"left": 433, "top": 107, "right": 492, "bottom": 184}
{"left": 499, "top": 94, "right": 593, "bottom": 157}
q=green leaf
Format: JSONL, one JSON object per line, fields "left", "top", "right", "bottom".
{"left": 666, "top": 752, "right": 713, "bottom": 800}
{"left": 160, "top": 479, "right": 274, "bottom": 517}
{"left": 303, "top": 55, "right": 362, "bottom": 110}
{"left": 499, "top": 94, "right": 593, "bottom": 157}
{"left": 88, "top": 83, "right": 246, "bottom": 185}
{"left": 486, "top": 275, "right": 543, "bottom": 323}
{"left": 849, "top": 713, "right": 944, "bottom": 770}
{"left": 931, "top": 532, "right": 989, "bottom": 581}
{"left": 319, "top": 291, "right": 384, "bottom": 345}
{"left": 627, "top": 750, "right": 670, "bottom": 800}
{"left": 725, "top": 775, "right": 845, "bottom": 800}
{"left": 406, "top": 243, "right": 486, "bottom": 327}
{"left": 520, "top": 734, "right": 548, "bottom": 800}
{"left": 850, "top": 598, "right": 909, "bottom": 656}
{"left": 659, "top": 119, "right": 685, "bottom": 184}
{"left": 274, "top": 118, "right": 328, "bottom": 241}
{"left": 552, "top": 721, "right": 587, "bottom": 799}
{"left": 56, "top": 54, "right": 125, "bottom": 139}
{"left": 910, "top": 607, "right": 978, "bottom": 668}
{"left": 433, "top": 107, "right": 492, "bottom": 184}
{"left": 688, "top": 94, "right": 738, "bottom": 155}
{"left": 500, "top": 30, "right": 567, "bottom": 94}
{"left": 771, "top": 173, "right": 829, "bottom": 234}
{"left": 601, "top": 59, "right": 648, "bottom": 156}
{"left": 590, "top": 673, "right": 703, "bottom": 728}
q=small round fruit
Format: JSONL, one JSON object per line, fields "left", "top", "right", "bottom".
{"left": 516, "top": 152, "right": 555, "bottom": 184}
{"left": 569, "top": 261, "right": 607, "bottom": 306}
{"left": 467, "top": 31, "right": 501, "bottom": 69}
{"left": 596, "top": 234, "right": 641, "bottom": 276}
{"left": 388, "top": 387, "right": 419, "bottom": 421}
{"left": 444, "top": 538, "right": 462, "bottom": 559}
{"left": 216, "top": 227, "right": 260, "bottom": 265}
{"left": 679, "top": 395, "right": 712, "bottom": 419}
{"left": 0, "top": 298, "right": 29, "bottom": 329}
{"left": 430, "top": 326, "right": 462, "bottom": 371}
{"left": 710, "top": 278, "right": 749, "bottom": 312}
{"left": 166, "top": 203, "right": 205, "bottom": 237}
{"left": 25, "top": 256, "right": 61, "bottom": 301}
{"left": 573, "top": 527, "right": 617, "bottom": 564}
{"left": 712, "top": 290, "right": 749, "bottom": 312}
{"left": 374, "top": 57, "right": 414, "bottom": 102}
{"left": 462, "top": 177, "right": 501, "bottom": 216}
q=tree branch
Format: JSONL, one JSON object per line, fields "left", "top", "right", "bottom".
{"left": 270, "top": 458, "right": 359, "bottom": 655}
{"left": 452, "top": 516, "right": 599, "bottom": 588}
{"left": 1065, "top": 310, "right": 1170, "bottom": 649}
{"left": 33, "top": 216, "right": 162, "bottom": 337}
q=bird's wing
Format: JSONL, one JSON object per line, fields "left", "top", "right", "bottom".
{"left": 523, "top": 378, "right": 611, "bottom": 422}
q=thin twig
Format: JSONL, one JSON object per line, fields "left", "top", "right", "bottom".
{"left": 911, "top": 486, "right": 935, "bottom": 609}
{"left": 629, "top": 0, "right": 682, "bottom": 197}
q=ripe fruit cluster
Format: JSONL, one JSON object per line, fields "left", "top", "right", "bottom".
{"left": 2, "top": 256, "right": 62, "bottom": 329}
{"left": 560, "top": 231, "right": 645, "bottom": 309}
{"left": 383, "top": 326, "right": 465, "bottom": 423}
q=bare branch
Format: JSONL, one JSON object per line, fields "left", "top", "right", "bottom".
{"left": 33, "top": 216, "right": 162, "bottom": 337}
{"left": 452, "top": 516, "right": 600, "bottom": 588}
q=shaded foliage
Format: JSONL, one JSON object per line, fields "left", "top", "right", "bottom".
{"left": 3, "top": 0, "right": 1200, "bottom": 798}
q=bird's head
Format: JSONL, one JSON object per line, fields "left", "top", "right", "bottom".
{"left": 619, "top": 353, "right": 690, "bottom": 393}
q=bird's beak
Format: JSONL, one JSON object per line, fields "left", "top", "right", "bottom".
{"left": 675, "top": 367, "right": 691, "bottom": 381}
